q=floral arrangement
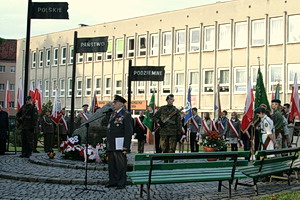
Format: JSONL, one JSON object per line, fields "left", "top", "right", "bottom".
{"left": 60, "top": 136, "right": 107, "bottom": 163}
{"left": 200, "top": 130, "right": 227, "bottom": 151}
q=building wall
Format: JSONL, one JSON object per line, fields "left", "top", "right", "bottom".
{"left": 16, "top": 0, "right": 300, "bottom": 117}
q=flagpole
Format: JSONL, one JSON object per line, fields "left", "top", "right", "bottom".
{"left": 24, "top": 0, "right": 32, "bottom": 101}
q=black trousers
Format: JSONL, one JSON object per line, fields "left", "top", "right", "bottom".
{"left": 0, "top": 132, "right": 7, "bottom": 154}
{"left": 107, "top": 151, "right": 127, "bottom": 186}
{"left": 21, "top": 129, "right": 34, "bottom": 157}
{"left": 155, "top": 131, "right": 162, "bottom": 153}
{"left": 241, "top": 133, "right": 250, "bottom": 151}
{"left": 190, "top": 132, "right": 199, "bottom": 152}
{"left": 231, "top": 144, "right": 238, "bottom": 151}
{"left": 44, "top": 132, "right": 54, "bottom": 152}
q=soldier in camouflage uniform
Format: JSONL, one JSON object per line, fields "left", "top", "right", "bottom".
{"left": 153, "top": 94, "right": 181, "bottom": 154}
{"left": 41, "top": 109, "right": 55, "bottom": 153}
{"left": 16, "top": 96, "right": 38, "bottom": 158}
{"left": 271, "top": 99, "right": 284, "bottom": 149}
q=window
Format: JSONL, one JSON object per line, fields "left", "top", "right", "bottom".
{"left": 288, "top": 15, "right": 300, "bottom": 43}
{"left": 76, "top": 78, "right": 82, "bottom": 96}
{"left": 32, "top": 52, "right": 36, "bottom": 68}
{"left": 10, "top": 66, "right": 16, "bottom": 73}
{"left": 37, "top": 80, "right": 42, "bottom": 92}
{"left": 115, "top": 39, "right": 124, "bottom": 59}
{"left": 59, "top": 79, "right": 65, "bottom": 97}
{"left": 9, "top": 102, "right": 14, "bottom": 108}
{"left": 288, "top": 64, "right": 300, "bottom": 91}
{"left": 115, "top": 75, "right": 122, "bottom": 95}
{"left": 94, "top": 76, "right": 101, "bottom": 95}
{"left": 150, "top": 34, "right": 159, "bottom": 56}
{"left": 46, "top": 49, "right": 50, "bottom": 66}
{"left": 162, "top": 32, "right": 172, "bottom": 54}
{"left": 190, "top": 28, "right": 200, "bottom": 52}
{"left": 148, "top": 81, "right": 157, "bottom": 94}
{"left": 136, "top": 81, "right": 145, "bottom": 95}
{"left": 176, "top": 30, "right": 185, "bottom": 53}
{"left": 87, "top": 53, "right": 93, "bottom": 62}
{"left": 106, "top": 41, "right": 112, "bottom": 60}
{"left": 9, "top": 84, "right": 15, "bottom": 91}
{"left": 219, "top": 24, "right": 231, "bottom": 50}
{"left": 234, "top": 67, "right": 246, "bottom": 92}
{"left": 189, "top": 71, "right": 199, "bottom": 94}
{"left": 96, "top": 52, "right": 102, "bottom": 61}
{"left": 105, "top": 77, "right": 111, "bottom": 95}
{"left": 69, "top": 46, "right": 74, "bottom": 64}
{"left": 53, "top": 48, "right": 58, "bottom": 66}
{"left": 0, "top": 65, "right": 5, "bottom": 72}
{"left": 67, "top": 78, "right": 72, "bottom": 97}
{"left": 0, "top": 84, "right": 4, "bottom": 91}
{"left": 44, "top": 80, "right": 49, "bottom": 97}
{"left": 252, "top": 19, "right": 265, "bottom": 46}
{"left": 61, "top": 47, "right": 67, "bottom": 65}
{"left": 85, "top": 77, "right": 92, "bottom": 96}
{"left": 204, "top": 26, "right": 215, "bottom": 51}
{"left": 269, "top": 17, "right": 283, "bottom": 45}
{"left": 235, "top": 22, "right": 247, "bottom": 48}
{"left": 0, "top": 101, "right": 3, "bottom": 107}
{"left": 219, "top": 69, "right": 229, "bottom": 92}
{"left": 269, "top": 65, "right": 283, "bottom": 92}
{"left": 162, "top": 73, "right": 171, "bottom": 93}
{"left": 127, "top": 37, "right": 135, "bottom": 57}
{"left": 138, "top": 36, "right": 147, "bottom": 56}
{"left": 30, "top": 80, "right": 35, "bottom": 91}
{"left": 39, "top": 50, "right": 44, "bottom": 67}
{"left": 203, "top": 70, "right": 214, "bottom": 93}
{"left": 175, "top": 72, "right": 184, "bottom": 94}
{"left": 77, "top": 53, "right": 84, "bottom": 63}
{"left": 52, "top": 79, "right": 57, "bottom": 97}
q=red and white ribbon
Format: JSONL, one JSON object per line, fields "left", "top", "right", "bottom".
{"left": 228, "top": 120, "right": 243, "bottom": 148}
{"left": 81, "top": 112, "right": 89, "bottom": 121}
{"left": 136, "top": 117, "right": 146, "bottom": 131}
{"left": 202, "top": 120, "right": 211, "bottom": 133}
{"left": 191, "top": 117, "right": 199, "bottom": 132}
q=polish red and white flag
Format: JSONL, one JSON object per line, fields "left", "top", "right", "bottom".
{"left": 34, "top": 81, "right": 42, "bottom": 114}
{"left": 241, "top": 79, "right": 254, "bottom": 136}
{"left": 17, "top": 79, "right": 23, "bottom": 111}
{"left": 5, "top": 80, "right": 11, "bottom": 113}
{"left": 289, "top": 74, "right": 300, "bottom": 121}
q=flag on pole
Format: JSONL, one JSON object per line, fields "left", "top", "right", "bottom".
{"left": 274, "top": 83, "right": 280, "bottom": 100}
{"left": 34, "top": 81, "right": 42, "bottom": 114}
{"left": 289, "top": 74, "right": 300, "bottom": 121}
{"left": 29, "top": 81, "right": 35, "bottom": 103}
{"left": 241, "top": 79, "right": 254, "bottom": 135}
{"left": 214, "top": 82, "right": 222, "bottom": 119}
{"left": 51, "top": 89, "right": 62, "bottom": 124}
{"left": 17, "top": 79, "right": 24, "bottom": 111}
{"left": 143, "top": 93, "right": 155, "bottom": 131}
{"left": 184, "top": 87, "right": 192, "bottom": 125}
{"left": 5, "top": 80, "right": 10, "bottom": 113}
{"left": 90, "top": 91, "right": 98, "bottom": 113}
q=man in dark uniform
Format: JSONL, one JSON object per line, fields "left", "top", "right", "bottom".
{"left": 16, "top": 96, "right": 38, "bottom": 158}
{"left": 59, "top": 107, "right": 70, "bottom": 142}
{"left": 106, "top": 95, "right": 133, "bottom": 189}
{"left": 0, "top": 105, "right": 9, "bottom": 155}
{"left": 134, "top": 111, "right": 147, "bottom": 153}
{"left": 153, "top": 94, "right": 181, "bottom": 154}
{"left": 41, "top": 109, "right": 55, "bottom": 153}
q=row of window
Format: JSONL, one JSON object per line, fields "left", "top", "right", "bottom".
{"left": 31, "top": 15, "right": 300, "bottom": 68}
{"left": 32, "top": 63, "right": 300, "bottom": 98}
{"left": 0, "top": 66, "right": 16, "bottom": 73}
{"left": 0, "top": 83, "right": 15, "bottom": 91}
{"left": 0, "top": 101, "right": 14, "bottom": 108}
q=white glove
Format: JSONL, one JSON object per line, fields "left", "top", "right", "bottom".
{"left": 134, "top": 133, "right": 137, "bottom": 137}
{"left": 181, "top": 135, "right": 187, "bottom": 140}
{"left": 196, "top": 132, "right": 200, "bottom": 137}
{"left": 151, "top": 132, "right": 155, "bottom": 136}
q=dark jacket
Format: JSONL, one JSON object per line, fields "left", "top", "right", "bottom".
{"left": 134, "top": 115, "right": 147, "bottom": 141}
{"left": 41, "top": 115, "right": 55, "bottom": 134}
{"left": 0, "top": 110, "right": 9, "bottom": 134}
{"left": 107, "top": 108, "right": 133, "bottom": 151}
{"left": 16, "top": 104, "right": 38, "bottom": 130}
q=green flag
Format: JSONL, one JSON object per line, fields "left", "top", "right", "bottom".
{"left": 143, "top": 93, "right": 155, "bottom": 131}
{"left": 254, "top": 67, "right": 270, "bottom": 121}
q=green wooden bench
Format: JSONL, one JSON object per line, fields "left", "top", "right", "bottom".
{"left": 127, "top": 151, "right": 250, "bottom": 199}
{"left": 236, "top": 147, "right": 300, "bottom": 195}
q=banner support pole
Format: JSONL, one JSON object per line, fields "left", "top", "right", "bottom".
{"left": 24, "top": 0, "right": 32, "bottom": 101}
{"left": 128, "top": 60, "right": 132, "bottom": 112}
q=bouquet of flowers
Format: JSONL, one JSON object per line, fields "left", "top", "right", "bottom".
{"left": 200, "top": 130, "right": 227, "bottom": 151}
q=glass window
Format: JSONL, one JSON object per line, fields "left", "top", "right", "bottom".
{"left": 0, "top": 65, "right": 5, "bottom": 72}
{"left": 252, "top": 19, "right": 265, "bottom": 46}
{"left": 61, "top": 47, "right": 67, "bottom": 65}
{"left": 162, "top": 72, "right": 171, "bottom": 94}
{"left": 77, "top": 53, "right": 84, "bottom": 63}
{"left": 44, "top": 80, "right": 49, "bottom": 97}
{"left": 0, "top": 84, "right": 4, "bottom": 91}
{"left": 76, "top": 78, "right": 82, "bottom": 97}
{"left": 67, "top": 78, "right": 72, "bottom": 97}
{"left": 96, "top": 52, "right": 102, "bottom": 61}
{"left": 127, "top": 37, "right": 135, "bottom": 58}
{"left": 53, "top": 48, "right": 58, "bottom": 66}
{"left": 288, "top": 64, "right": 300, "bottom": 92}
{"left": 46, "top": 49, "right": 50, "bottom": 66}
{"left": 137, "top": 81, "right": 145, "bottom": 95}
{"left": 234, "top": 67, "right": 246, "bottom": 92}
{"left": 115, "top": 39, "right": 124, "bottom": 59}
{"left": 269, "top": 17, "right": 283, "bottom": 45}
{"left": 10, "top": 66, "right": 15, "bottom": 73}
{"left": 189, "top": 71, "right": 199, "bottom": 94}
{"left": 105, "top": 77, "right": 111, "bottom": 95}
{"left": 59, "top": 79, "right": 65, "bottom": 97}
{"left": 9, "top": 84, "right": 15, "bottom": 91}
{"left": 52, "top": 79, "right": 57, "bottom": 97}
{"left": 162, "top": 32, "right": 172, "bottom": 54}
{"left": 32, "top": 51, "right": 36, "bottom": 68}
{"left": 69, "top": 46, "right": 74, "bottom": 64}
{"left": 190, "top": 28, "right": 200, "bottom": 52}
{"left": 94, "top": 77, "right": 101, "bottom": 95}
{"left": 9, "top": 102, "right": 14, "bottom": 108}
{"left": 138, "top": 36, "right": 147, "bottom": 56}
{"left": 39, "top": 50, "right": 43, "bottom": 67}
{"left": 288, "top": 15, "right": 300, "bottom": 43}
{"left": 87, "top": 53, "right": 93, "bottom": 62}
{"left": 269, "top": 65, "right": 283, "bottom": 92}
{"left": 219, "top": 69, "right": 229, "bottom": 92}
{"left": 150, "top": 34, "right": 159, "bottom": 56}
{"left": 175, "top": 72, "right": 184, "bottom": 94}
{"left": 106, "top": 40, "right": 112, "bottom": 60}
{"left": 115, "top": 75, "right": 122, "bottom": 95}
{"left": 204, "top": 26, "right": 215, "bottom": 51}
{"left": 203, "top": 70, "right": 214, "bottom": 92}
{"left": 85, "top": 77, "right": 92, "bottom": 96}
{"left": 149, "top": 81, "right": 158, "bottom": 94}
{"left": 219, "top": 24, "right": 231, "bottom": 50}
{"left": 176, "top": 30, "right": 185, "bottom": 53}
{"left": 235, "top": 22, "right": 247, "bottom": 48}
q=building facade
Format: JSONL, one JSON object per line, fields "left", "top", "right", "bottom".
{"left": 16, "top": 0, "right": 300, "bottom": 116}
{"left": 0, "top": 39, "right": 17, "bottom": 115}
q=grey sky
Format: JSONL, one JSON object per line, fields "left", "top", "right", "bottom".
{"left": 0, "top": 0, "right": 230, "bottom": 39}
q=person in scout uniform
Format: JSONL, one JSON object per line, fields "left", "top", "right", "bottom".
{"left": 255, "top": 107, "right": 278, "bottom": 150}
{"left": 189, "top": 107, "right": 202, "bottom": 152}
{"left": 75, "top": 104, "right": 92, "bottom": 128}
{"left": 133, "top": 111, "right": 147, "bottom": 153}
{"left": 106, "top": 95, "right": 133, "bottom": 189}
{"left": 41, "top": 109, "right": 55, "bottom": 153}
{"left": 271, "top": 99, "right": 286, "bottom": 149}
{"left": 224, "top": 112, "right": 242, "bottom": 151}
{"left": 153, "top": 94, "right": 181, "bottom": 154}
{"left": 16, "top": 96, "right": 38, "bottom": 158}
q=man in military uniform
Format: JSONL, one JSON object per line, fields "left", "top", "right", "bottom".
{"left": 59, "top": 108, "right": 70, "bottom": 142}
{"left": 16, "top": 96, "right": 38, "bottom": 158}
{"left": 255, "top": 107, "right": 278, "bottom": 150}
{"left": 271, "top": 99, "right": 285, "bottom": 149}
{"left": 75, "top": 104, "right": 92, "bottom": 128}
{"left": 153, "top": 94, "right": 181, "bottom": 154}
{"left": 41, "top": 109, "right": 55, "bottom": 153}
{"left": 106, "top": 95, "right": 133, "bottom": 189}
